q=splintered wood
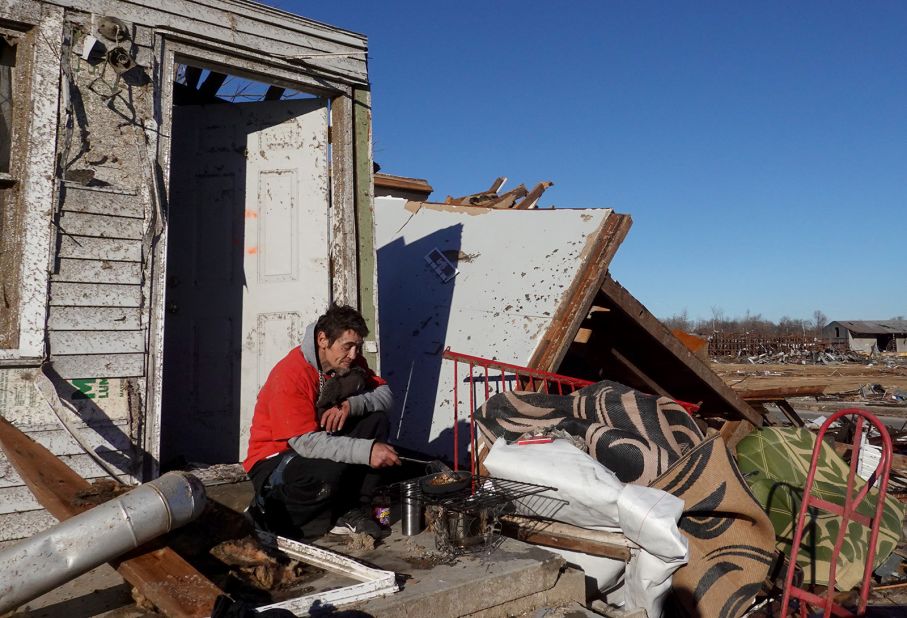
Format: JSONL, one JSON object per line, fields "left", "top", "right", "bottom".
{"left": 444, "top": 177, "right": 553, "bottom": 209}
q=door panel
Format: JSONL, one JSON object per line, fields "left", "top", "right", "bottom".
{"left": 161, "top": 98, "right": 329, "bottom": 465}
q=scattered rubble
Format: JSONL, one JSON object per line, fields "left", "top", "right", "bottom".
{"left": 210, "top": 536, "right": 319, "bottom": 591}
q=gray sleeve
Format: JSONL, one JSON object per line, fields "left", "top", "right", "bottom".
{"left": 288, "top": 432, "right": 373, "bottom": 465}
{"left": 347, "top": 383, "right": 394, "bottom": 417}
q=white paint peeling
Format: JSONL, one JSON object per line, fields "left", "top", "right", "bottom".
{"left": 0, "top": 5, "right": 64, "bottom": 360}
{"left": 375, "top": 197, "right": 613, "bottom": 455}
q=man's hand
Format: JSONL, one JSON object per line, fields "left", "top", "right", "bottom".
{"left": 320, "top": 400, "right": 350, "bottom": 433}
{"left": 370, "top": 442, "right": 400, "bottom": 468}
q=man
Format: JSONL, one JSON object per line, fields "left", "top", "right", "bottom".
{"left": 243, "top": 304, "right": 400, "bottom": 540}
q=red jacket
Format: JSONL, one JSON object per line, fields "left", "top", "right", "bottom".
{"left": 242, "top": 347, "right": 386, "bottom": 472}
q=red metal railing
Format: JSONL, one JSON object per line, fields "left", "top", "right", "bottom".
{"left": 780, "top": 408, "right": 893, "bottom": 617}
{"left": 442, "top": 349, "right": 704, "bottom": 474}
{"left": 442, "top": 349, "right": 594, "bottom": 474}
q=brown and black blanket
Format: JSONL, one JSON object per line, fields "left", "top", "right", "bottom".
{"left": 476, "top": 380, "right": 775, "bottom": 618}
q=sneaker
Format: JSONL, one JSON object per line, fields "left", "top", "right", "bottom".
{"left": 330, "top": 507, "right": 390, "bottom": 539}
{"left": 243, "top": 502, "right": 270, "bottom": 533}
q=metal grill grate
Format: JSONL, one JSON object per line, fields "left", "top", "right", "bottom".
{"left": 416, "top": 475, "right": 555, "bottom": 512}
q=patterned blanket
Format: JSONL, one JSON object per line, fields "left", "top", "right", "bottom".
{"left": 736, "top": 427, "right": 905, "bottom": 591}
{"left": 476, "top": 380, "right": 775, "bottom": 618}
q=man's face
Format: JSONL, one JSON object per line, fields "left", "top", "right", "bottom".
{"left": 317, "top": 329, "right": 363, "bottom": 374}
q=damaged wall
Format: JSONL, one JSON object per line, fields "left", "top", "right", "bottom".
{"left": 0, "top": 0, "right": 373, "bottom": 543}
{"left": 374, "top": 197, "right": 623, "bottom": 457}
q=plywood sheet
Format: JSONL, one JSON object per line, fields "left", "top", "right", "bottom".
{"left": 374, "top": 198, "right": 618, "bottom": 456}
{"left": 0, "top": 369, "right": 133, "bottom": 428}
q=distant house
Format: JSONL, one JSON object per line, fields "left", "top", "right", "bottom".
{"left": 824, "top": 321, "right": 907, "bottom": 353}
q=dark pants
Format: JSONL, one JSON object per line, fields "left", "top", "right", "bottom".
{"left": 248, "top": 412, "right": 389, "bottom": 539}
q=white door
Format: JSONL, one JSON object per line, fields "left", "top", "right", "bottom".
{"left": 161, "top": 99, "right": 330, "bottom": 465}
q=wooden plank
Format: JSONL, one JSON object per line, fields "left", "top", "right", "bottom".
{"left": 48, "top": 306, "right": 143, "bottom": 330}
{"left": 49, "top": 331, "right": 145, "bottom": 355}
{"left": 610, "top": 348, "right": 673, "bottom": 399}
{"left": 114, "top": 549, "right": 223, "bottom": 618}
{"left": 776, "top": 400, "right": 806, "bottom": 427}
{"left": 58, "top": 235, "right": 143, "bottom": 262}
{"left": 53, "top": 259, "right": 143, "bottom": 285}
{"left": 596, "top": 275, "right": 763, "bottom": 426}
{"left": 513, "top": 181, "right": 553, "bottom": 210}
{"left": 0, "top": 416, "right": 92, "bottom": 519}
{"left": 719, "top": 420, "right": 757, "bottom": 451}
{"left": 500, "top": 515, "right": 633, "bottom": 561}
{"left": 58, "top": 211, "right": 145, "bottom": 239}
{"left": 329, "top": 93, "right": 357, "bottom": 306}
{"left": 0, "top": 415, "right": 222, "bottom": 616}
{"left": 49, "top": 282, "right": 142, "bottom": 307}
{"left": 530, "top": 213, "right": 632, "bottom": 372}
{"left": 45, "top": 0, "right": 368, "bottom": 85}
{"left": 487, "top": 177, "right": 507, "bottom": 193}
{"left": 735, "top": 385, "right": 828, "bottom": 400}
{"left": 51, "top": 354, "right": 145, "bottom": 379}
{"left": 60, "top": 184, "right": 143, "bottom": 218}
{"left": 353, "top": 87, "right": 377, "bottom": 367}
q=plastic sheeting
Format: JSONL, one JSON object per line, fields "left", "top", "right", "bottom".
{"left": 484, "top": 438, "right": 688, "bottom": 616}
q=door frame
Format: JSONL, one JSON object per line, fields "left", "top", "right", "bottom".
{"left": 144, "top": 33, "right": 367, "bottom": 478}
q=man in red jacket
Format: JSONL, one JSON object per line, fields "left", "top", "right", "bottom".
{"left": 243, "top": 304, "right": 399, "bottom": 540}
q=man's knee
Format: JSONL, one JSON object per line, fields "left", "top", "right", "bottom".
{"left": 349, "top": 411, "right": 389, "bottom": 440}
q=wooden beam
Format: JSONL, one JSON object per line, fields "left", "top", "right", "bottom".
{"left": 373, "top": 173, "right": 433, "bottom": 196}
{"left": 500, "top": 515, "right": 633, "bottom": 561}
{"left": 735, "top": 385, "right": 828, "bottom": 400}
{"left": 610, "top": 348, "right": 673, "bottom": 399}
{"left": 513, "top": 181, "right": 553, "bottom": 210}
{"left": 529, "top": 214, "right": 632, "bottom": 372}
{"left": 329, "top": 93, "right": 358, "bottom": 307}
{"left": 353, "top": 88, "right": 378, "bottom": 368}
{"left": 0, "top": 416, "right": 222, "bottom": 617}
{"left": 775, "top": 400, "right": 806, "bottom": 427}
{"left": 596, "top": 275, "right": 763, "bottom": 427}
{"left": 486, "top": 177, "right": 507, "bottom": 193}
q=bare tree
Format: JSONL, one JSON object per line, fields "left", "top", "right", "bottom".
{"left": 813, "top": 310, "right": 827, "bottom": 335}
{"left": 710, "top": 306, "right": 725, "bottom": 332}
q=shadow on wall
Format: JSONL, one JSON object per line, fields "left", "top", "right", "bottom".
{"left": 377, "top": 222, "right": 463, "bottom": 461}
{"left": 42, "top": 366, "right": 143, "bottom": 478}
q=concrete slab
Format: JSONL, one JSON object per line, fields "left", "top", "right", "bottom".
{"left": 6, "top": 478, "right": 586, "bottom": 617}
{"left": 7, "top": 564, "right": 150, "bottom": 617}
{"left": 313, "top": 526, "right": 584, "bottom": 617}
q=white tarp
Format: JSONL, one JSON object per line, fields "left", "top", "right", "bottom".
{"left": 484, "top": 438, "right": 689, "bottom": 617}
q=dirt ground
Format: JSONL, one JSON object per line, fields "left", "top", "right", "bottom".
{"left": 713, "top": 358, "right": 907, "bottom": 397}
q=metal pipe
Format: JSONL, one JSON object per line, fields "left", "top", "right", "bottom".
{"left": 0, "top": 471, "right": 207, "bottom": 614}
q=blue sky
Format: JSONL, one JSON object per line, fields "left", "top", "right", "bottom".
{"left": 266, "top": 1, "right": 906, "bottom": 323}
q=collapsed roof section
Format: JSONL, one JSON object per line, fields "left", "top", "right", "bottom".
{"left": 375, "top": 179, "right": 761, "bottom": 457}
{"left": 375, "top": 197, "right": 627, "bottom": 454}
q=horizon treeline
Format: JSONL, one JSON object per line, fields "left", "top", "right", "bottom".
{"left": 661, "top": 309, "right": 906, "bottom": 337}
